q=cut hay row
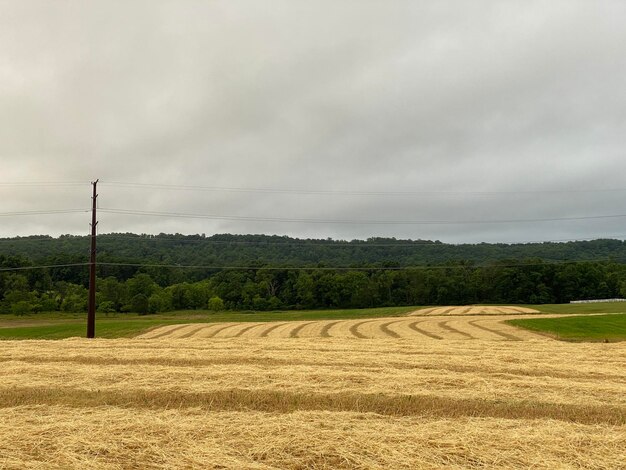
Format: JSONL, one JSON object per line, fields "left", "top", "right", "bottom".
{"left": 467, "top": 319, "right": 522, "bottom": 341}
{"left": 2, "top": 338, "right": 624, "bottom": 407}
{"left": 400, "top": 320, "right": 443, "bottom": 339}
{"left": 436, "top": 320, "right": 475, "bottom": 339}
{"left": 2, "top": 386, "right": 624, "bottom": 425}
{"left": 139, "top": 315, "right": 553, "bottom": 341}
{"left": 3, "top": 338, "right": 624, "bottom": 381}
{"left": 410, "top": 306, "right": 540, "bottom": 316}
{"left": 2, "top": 407, "right": 624, "bottom": 469}
{"left": 1, "top": 337, "right": 625, "bottom": 469}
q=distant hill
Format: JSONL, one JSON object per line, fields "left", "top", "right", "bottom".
{"left": 2, "top": 233, "right": 626, "bottom": 311}
{"left": 1, "top": 233, "right": 625, "bottom": 267}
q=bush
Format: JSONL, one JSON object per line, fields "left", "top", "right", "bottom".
{"left": 61, "top": 294, "right": 87, "bottom": 313}
{"left": 268, "top": 296, "right": 283, "bottom": 310}
{"left": 130, "top": 294, "right": 149, "bottom": 315}
{"left": 148, "top": 292, "right": 173, "bottom": 314}
{"left": 207, "top": 296, "right": 225, "bottom": 312}
{"left": 11, "top": 301, "right": 33, "bottom": 316}
{"left": 39, "top": 298, "right": 60, "bottom": 312}
{"left": 97, "top": 301, "right": 117, "bottom": 314}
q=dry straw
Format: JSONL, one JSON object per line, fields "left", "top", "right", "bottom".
{"left": 0, "top": 336, "right": 624, "bottom": 468}
{"left": 137, "top": 313, "right": 555, "bottom": 340}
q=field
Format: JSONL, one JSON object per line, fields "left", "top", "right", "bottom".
{"left": 1, "top": 304, "right": 625, "bottom": 468}
{"left": 508, "top": 314, "right": 626, "bottom": 342}
{"left": 1, "top": 302, "right": 625, "bottom": 341}
{"left": 136, "top": 305, "right": 623, "bottom": 341}
{"left": 0, "top": 306, "right": 415, "bottom": 340}
{"left": 410, "top": 306, "right": 539, "bottom": 315}
{"left": 137, "top": 314, "right": 551, "bottom": 340}
{"left": 1, "top": 335, "right": 625, "bottom": 469}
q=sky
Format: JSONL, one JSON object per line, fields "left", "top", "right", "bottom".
{"left": 1, "top": 0, "right": 625, "bottom": 243}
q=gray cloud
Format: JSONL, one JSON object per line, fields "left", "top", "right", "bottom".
{"left": 1, "top": 0, "right": 625, "bottom": 242}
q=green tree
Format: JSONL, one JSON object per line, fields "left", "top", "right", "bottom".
{"left": 98, "top": 277, "right": 128, "bottom": 312}
{"left": 127, "top": 274, "right": 157, "bottom": 298}
{"left": 97, "top": 301, "right": 117, "bottom": 314}
{"left": 130, "top": 294, "right": 149, "bottom": 315}
{"left": 11, "top": 300, "right": 33, "bottom": 315}
{"left": 295, "top": 273, "right": 315, "bottom": 308}
{"left": 148, "top": 290, "right": 173, "bottom": 314}
{"left": 207, "top": 296, "right": 225, "bottom": 312}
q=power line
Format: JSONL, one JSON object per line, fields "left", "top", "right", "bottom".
{"left": 1, "top": 257, "right": 622, "bottom": 272}
{"left": 0, "top": 263, "right": 89, "bottom": 272}
{"left": 100, "top": 207, "right": 626, "bottom": 226}
{"left": 0, "top": 209, "right": 89, "bottom": 217}
{"left": 97, "top": 258, "right": 622, "bottom": 271}
{"left": 0, "top": 182, "right": 88, "bottom": 187}
{"left": 90, "top": 234, "right": 626, "bottom": 246}
{"left": 100, "top": 180, "right": 626, "bottom": 196}
{"left": 0, "top": 236, "right": 88, "bottom": 244}
{"left": 1, "top": 233, "right": 625, "bottom": 246}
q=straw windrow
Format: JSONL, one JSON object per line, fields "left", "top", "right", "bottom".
{"left": 1, "top": 336, "right": 624, "bottom": 468}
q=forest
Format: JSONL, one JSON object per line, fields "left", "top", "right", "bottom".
{"left": 1, "top": 233, "right": 626, "bottom": 313}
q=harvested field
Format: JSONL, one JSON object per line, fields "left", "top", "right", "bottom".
{"left": 410, "top": 305, "right": 540, "bottom": 315}
{"left": 0, "top": 337, "right": 624, "bottom": 469}
{"left": 139, "top": 315, "right": 553, "bottom": 340}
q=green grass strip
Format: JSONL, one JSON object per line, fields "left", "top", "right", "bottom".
{"left": 507, "top": 313, "right": 626, "bottom": 342}
{"left": 0, "top": 306, "right": 416, "bottom": 340}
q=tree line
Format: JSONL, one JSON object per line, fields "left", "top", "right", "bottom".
{"left": 2, "top": 233, "right": 626, "bottom": 269}
{"left": 2, "top": 252, "right": 626, "bottom": 314}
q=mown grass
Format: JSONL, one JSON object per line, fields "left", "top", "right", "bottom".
{"left": 2, "top": 302, "right": 626, "bottom": 340}
{"left": 3, "top": 386, "right": 622, "bottom": 425}
{"left": 0, "top": 306, "right": 416, "bottom": 340}
{"left": 507, "top": 313, "right": 626, "bottom": 342}
{"left": 529, "top": 302, "right": 626, "bottom": 315}
{"left": 0, "top": 320, "right": 170, "bottom": 340}
{"left": 2, "top": 338, "right": 624, "bottom": 469}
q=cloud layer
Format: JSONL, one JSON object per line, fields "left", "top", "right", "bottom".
{"left": 1, "top": 1, "right": 625, "bottom": 242}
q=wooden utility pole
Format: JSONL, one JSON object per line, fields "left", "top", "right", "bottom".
{"left": 87, "top": 179, "right": 98, "bottom": 338}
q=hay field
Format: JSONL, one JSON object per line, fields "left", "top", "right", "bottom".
{"left": 410, "top": 306, "right": 540, "bottom": 315}
{"left": 1, "top": 336, "right": 625, "bottom": 469}
{"left": 138, "top": 314, "right": 553, "bottom": 340}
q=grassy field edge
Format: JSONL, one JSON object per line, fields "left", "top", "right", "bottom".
{"left": 507, "top": 313, "right": 626, "bottom": 342}
{"left": 3, "top": 301, "right": 626, "bottom": 340}
{"left": 0, "top": 306, "right": 416, "bottom": 340}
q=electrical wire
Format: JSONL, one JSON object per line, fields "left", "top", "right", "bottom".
{"left": 97, "top": 258, "right": 622, "bottom": 271}
{"left": 0, "top": 182, "right": 88, "bottom": 187}
{"left": 0, "top": 236, "right": 87, "bottom": 244}
{"left": 100, "top": 207, "right": 626, "bottom": 225}
{"left": 100, "top": 180, "right": 626, "bottom": 196}
{"left": 89, "top": 234, "right": 626, "bottom": 247}
{"left": 1, "top": 258, "right": 622, "bottom": 272}
{"left": 1, "top": 233, "right": 624, "bottom": 246}
{"left": 0, "top": 209, "right": 89, "bottom": 217}
{"left": 0, "top": 263, "right": 89, "bottom": 272}
{"left": 0, "top": 233, "right": 626, "bottom": 248}
{"left": 93, "top": 234, "right": 626, "bottom": 246}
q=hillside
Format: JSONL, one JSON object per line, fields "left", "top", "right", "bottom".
{"left": 2, "top": 234, "right": 626, "bottom": 312}
{"left": 1, "top": 233, "right": 625, "bottom": 267}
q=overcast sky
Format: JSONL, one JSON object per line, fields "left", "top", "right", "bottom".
{"left": 1, "top": 1, "right": 625, "bottom": 243}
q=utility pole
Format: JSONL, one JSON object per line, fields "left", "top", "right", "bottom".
{"left": 87, "top": 179, "right": 98, "bottom": 338}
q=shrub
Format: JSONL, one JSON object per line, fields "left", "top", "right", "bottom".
{"left": 207, "top": 296, "right": 225, "bottom": 312}
{"left": 97, "top": 301, "right": 117, "bottom": 314}
{"left": 130, "top": 294, "right": 149, "bottom": 315}
{"left": 11, "top": 301, "right": 33, "bottom": 316}
{"left": 148, "top": 292, "right": 173, "bottom": 314}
